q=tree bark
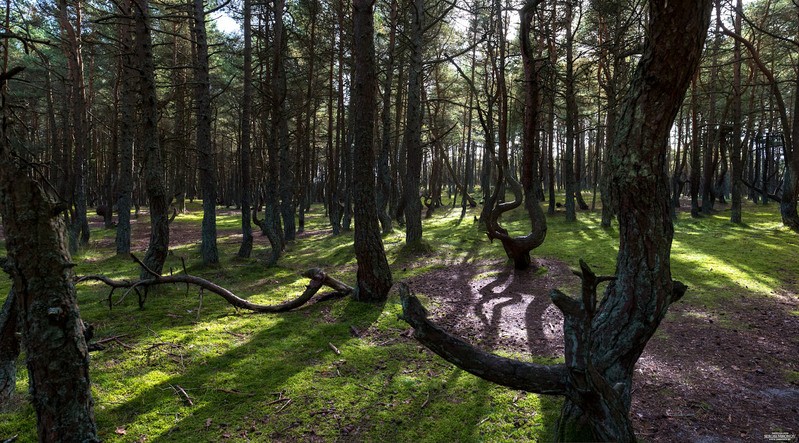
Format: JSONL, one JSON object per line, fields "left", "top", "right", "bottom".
{"left": 376, "top": 0, "right": 398, "bottom": 234}
{"left": 56, "top": 0, "right": 91, "bottom": 249}
{"left": 564, "top": 0, "right": 577, "bottom": 222}
{"left": 115, "top": 1, "right": 135, "bottom": 255}
{"left": 134, "top": 0, "right": 170, "bottom": 278}
{"left": 730, "top": 0, "right": 743, "bottom": 224}
{"left": 1, "top": 136, "right": 99, "bottom": 441}
{"left": 275, "top": 0, "right": 295, "bottom": 242}
{"left": 193, "top": 0, "right": 219, "bottom": 265}
{"left": 402, "top": 0, "right": 424, "bottom": 245}
{"left": 0, "top": 289, "right": 18, "bottom": 406}
{"left": 237, "top": 0, "right": 254, "bottom": 258}
{"left": 351, "top": 0, "right": 393, "bottom": 302}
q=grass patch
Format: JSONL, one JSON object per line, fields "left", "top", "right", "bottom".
{"left": 0, "top": 197, "right": 796, "bottom": 441}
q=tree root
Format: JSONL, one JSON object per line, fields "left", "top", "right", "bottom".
{"left": 77, "top": 254, "right": 352, "bottom": 313}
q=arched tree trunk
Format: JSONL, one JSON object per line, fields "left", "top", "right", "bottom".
{"left": 483, "top": 0, "right": 548, "bottom": 271}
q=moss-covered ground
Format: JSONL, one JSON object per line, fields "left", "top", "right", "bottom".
{"left": 1, "top": 198, "right": 797, "bottom": 441}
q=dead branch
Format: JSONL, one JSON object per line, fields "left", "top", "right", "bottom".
{"left": 172, "top": 384, "right": 193, "bottom": 406}
{"left": 76, "top": 255, "right": 353, "bottom": 313}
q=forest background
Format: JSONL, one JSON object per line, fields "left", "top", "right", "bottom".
{"left": 0, "top": 0, "right": 798, "bottom": 441}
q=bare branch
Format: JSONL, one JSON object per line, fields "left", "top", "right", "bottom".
{"left": 397, "top": 283, "right": 567, "bottom": 395}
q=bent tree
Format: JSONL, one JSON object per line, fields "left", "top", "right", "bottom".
{"left": 399, "top": 0, "right": 712, "bottom": 440}
{"left": 484, "top": 0, "right": 547, "bottom": 270}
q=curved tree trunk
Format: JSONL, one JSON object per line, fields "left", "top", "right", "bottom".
{"left": 482, "top": 0, "right": 548, "bottom": 271}
{"left": 556, "top": 1, "right": 711, "bottom": 438}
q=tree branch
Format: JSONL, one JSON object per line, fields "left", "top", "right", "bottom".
{"left": 77, "top": 256, "right": 352, "bottom": 313}
{"left": 397, "top": 283, "right": 567, "bottom": 395}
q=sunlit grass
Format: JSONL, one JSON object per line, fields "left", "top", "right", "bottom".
{"left": 0, "top": 196, "right": 797, "bottom": 441}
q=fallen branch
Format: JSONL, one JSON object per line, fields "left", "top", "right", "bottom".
{"left": 328, "top": 342, "right": 341, "bottom": 355}
{"left": 77, "top": 255, "right": 353, "bottom": 313}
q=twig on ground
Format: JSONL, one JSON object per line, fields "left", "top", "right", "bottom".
{"left": 328, "top": 342, "right": 341, "bottom": 355}
{"left": 276, "top": 398, "right": 292, "bottom": 413}
{"left": 171, "top": 384, "right": 193, "bottom": 406}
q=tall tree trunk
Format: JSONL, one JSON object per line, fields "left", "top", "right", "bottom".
{"left": 115, "top": 2, "right": 135, "bottom": 255}
{"left": 326, "top": 28, "right": 340, "bottom": 235}
{"left": 690, "top": 75, "right": 702, "bottom": 217}
{"left": 193, "top": 0, "right": 219, "bottom": 265}
{"left": 57, "top": 0, "right": 90, "bottom": 249}
{"left": 351, "top": 0, "right": 393, "bottom": 301}
{"left": 403, "top": 0, "right": 424, "bottom": 245}
{"left": 263, "top": 0, "right": 284, "bottom": 263}
{"left": 563, "top": 0, "right": 577, "bottom": 222}
{"left": 238, "top": 0, "right": 254, "bottom": 258}
{"left": 135, "top": 0, "right": 170, "bottom": 277}
{"left": 275, "top": 0, "right": 295, "bottom": 241}
{"left": 377, "top": 0, "right": 398, "bottom": 233}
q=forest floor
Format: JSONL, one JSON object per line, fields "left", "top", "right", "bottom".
{"left": 1, "top": 199, "right": 798, "bottom": 442}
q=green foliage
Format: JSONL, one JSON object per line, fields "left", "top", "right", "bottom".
{"left": 1, "top": 199, "right": 797, "bottom": 441}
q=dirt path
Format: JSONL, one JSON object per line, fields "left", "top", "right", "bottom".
{"left": 408, "top": 259, "right": 799, "bottom": 442}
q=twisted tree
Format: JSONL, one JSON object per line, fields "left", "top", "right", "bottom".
{"left": 399, "top": 0, "right": 712, "bottom": 439}
{"left": 484, "top": 0, "right": 547, "bottom": 270}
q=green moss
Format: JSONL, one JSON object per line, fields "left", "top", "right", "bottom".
{"left": 1, "top": 199, "right": 796, "bottom": 441}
